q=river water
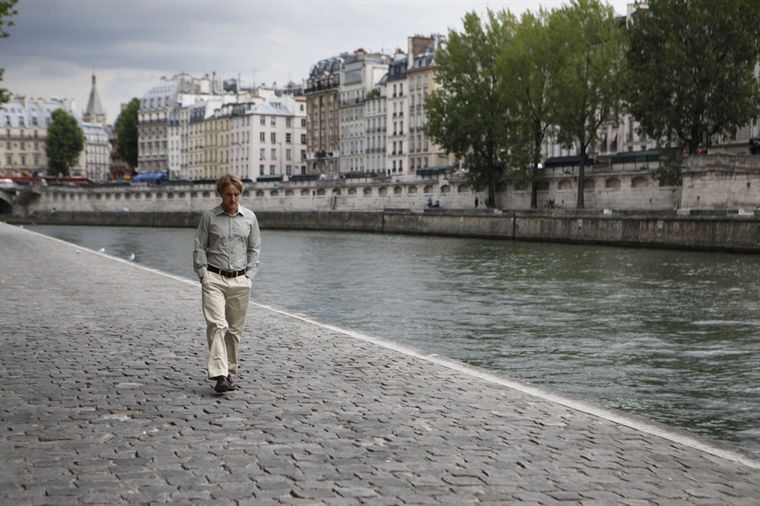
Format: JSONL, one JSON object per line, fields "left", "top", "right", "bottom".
{"left": 30, "top": 225, "right": 760, "bottom": 454}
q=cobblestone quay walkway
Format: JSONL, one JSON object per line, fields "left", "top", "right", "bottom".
{"left": 2, "top": 222, "right": 760, "bottom": 505}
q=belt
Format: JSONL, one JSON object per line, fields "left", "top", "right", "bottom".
{"left": 207, "top": 265, "right": 246, "bottom": 278}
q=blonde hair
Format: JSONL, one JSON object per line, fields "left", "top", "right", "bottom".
{"left": 216, "top": 174, "right": 243, "bottom": 195}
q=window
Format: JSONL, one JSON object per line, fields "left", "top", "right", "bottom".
{"left": 301, "top": 149, "right": 306, "bottom": 161}
{"left": 269, "top": 164, "right": 275, "bottom": 175}
{"left": 399, "top": 160, "right": 403, "bottom": 171}
{"left": 259, "top": 132, "right": 265, "bottom": 142}
{"left": 399, "top": 83, "right": 404, "bottom": 96}
{"left": 286, "top": 118, "right": 292, "bottom": 127}
{"left": 260, "top": 116, "right": 266, "bottom": 125}
{"left": 259, "top": 148, "right": 265, "bottom": 160}
{"left": 270, "top": 117, "right": 276, "bottom": 126}
{"left": 300, "top": 134, "right": 306, "bottom": 144}
{"left": 271, "top": 148, "right": 277, "bottom": 160}
{"left": 301, "top": 118, "right": 306, "bottom": 127}
{"left": 286, "top": 165, "right": 292, "bottom": 176}
{"left": 286, "top": 133, "right": 292, "bottom": 144}
{"left": 259, "top": 164, "right": 265, "bottom": 175}
{"left": 271, "top": 132, "right": 276, "bottom": 143}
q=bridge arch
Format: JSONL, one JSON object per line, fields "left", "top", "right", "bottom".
{"left": 0, "top": 191, "right": 13, "bottom": 215}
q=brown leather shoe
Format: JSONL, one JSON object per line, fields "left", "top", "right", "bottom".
{"left": 214, "top": 376, "right": 231, "bottom": 393}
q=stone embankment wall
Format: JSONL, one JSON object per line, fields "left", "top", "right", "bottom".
{"left": 5, "top": 155, "right": 759, "bottom": 252}
{"left": 10, "top": 209, "right": 760, "bottom": 253}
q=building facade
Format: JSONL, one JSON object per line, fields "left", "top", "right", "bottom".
{"left": 406, "top": 35, "right": 452, "bottom": 175}
{"left": 138, "top": 73, "right": 227, "bottom": 176}
{"left": 225, "top": 96, "right": 307, "bottom": 182}
{"left": 338, "top": 49, "right": 390, "bottom": 174}
{"left": 0, "top": 96, "right": 78, "bottom": 178}
{"left": 305, "top": 56, "right": 343, "bottom": 176}
{"left": 80, "top": 122, "right": 111, "bottom": 182}
{"left": 364, "top": 82, "right": 387, "bottom": 175}
{"left": 386, "top": 53, "right": 409, "bottom": 177}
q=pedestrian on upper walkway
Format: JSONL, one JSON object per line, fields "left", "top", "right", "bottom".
{"left": 193, "top": 174, "right": 261, "bottom": 393}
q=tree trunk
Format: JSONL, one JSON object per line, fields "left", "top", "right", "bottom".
{"left": 531, "top": 124, "right": 542, "bottom": 209}
{"left": 488, "top": 182, "right": 497, "bottom": 209}
{"left": 576, "top": 149, "right": 586, "bottom": 209}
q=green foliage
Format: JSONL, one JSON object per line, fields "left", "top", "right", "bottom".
{"left": 114, "top": 98, "right": 140, "bottom": 168}
{"left": 0, "top": 0, "right": 19, "bottom": 105}
{"left": 497, "top": 7, "right": 557, "bottom": 207}
{"left": 625, "top": 0, "right": 760, "bottom": 155}
{"left": 45, "top": 109, "right": 85, "bottom": 176}
{"left": 548, "top": 0, "right": 626, "bottom": 208}
{"left": 426, "top": 10, "right": 517, "bottom": 206}
{"left": 652, "top": 149, "right": 683, "bottom": 186}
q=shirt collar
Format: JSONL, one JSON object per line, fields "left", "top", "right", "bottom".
{"left": 214, "top": 204, "right": 243, "bottom": 217}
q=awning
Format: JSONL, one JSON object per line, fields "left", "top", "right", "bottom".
{"left": 543, "top": 156, "right": 597, "bottom": 168}
{"left": 131, "top": 171, "right": 169, "bottom": 182}
{"left": 610, "top": 150, "right": 660, "bottom": 165}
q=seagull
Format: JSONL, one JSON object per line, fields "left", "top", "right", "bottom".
{"left": 98, "top": 248, "right": 105, "bottom": 253}
{"left": 128, "top": 253, "right": 135, "bottom": 261}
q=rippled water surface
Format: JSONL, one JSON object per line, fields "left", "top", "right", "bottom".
{"left": 31, "top": 225, "right": 760, "bottom": 453}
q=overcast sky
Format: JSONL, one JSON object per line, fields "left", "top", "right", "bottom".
{"left": 2, "top": 0, "right": 630, "bottom": 123}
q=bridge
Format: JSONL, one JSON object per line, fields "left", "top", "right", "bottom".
{"left": 0, "top": 184, "right": 41, "bottom": 215}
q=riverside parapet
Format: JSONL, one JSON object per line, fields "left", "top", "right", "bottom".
{"left": 8, "top": 208, "right": 760, "bottom": 253}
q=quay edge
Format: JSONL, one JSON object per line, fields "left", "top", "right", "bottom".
{"left": 5, "top": 208, "right": 760, "bottom": 253}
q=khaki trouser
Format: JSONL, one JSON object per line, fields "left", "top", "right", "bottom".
{"left": 201, "top": 271, "right": 252, "bottom": 379}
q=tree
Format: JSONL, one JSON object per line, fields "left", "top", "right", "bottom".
{"left": 497, "top": 8, "right": 557, "bottom": 208}
{"left": 46, "top": 109, "right": 85, "bottom": 176}
{"left": 0, "top": 0, "right": 19, "bottom": 105}
{"left": 426, "top": 10, "right": 516, "bottom": 207}
{"left": 549, "top": 0, "right": 626, "bottom": 209}
{"left": 114, "top": 97, "right": 139, "bottom": 168}
{"left": 625, "top": 0, "right": 760, "bottom": 156}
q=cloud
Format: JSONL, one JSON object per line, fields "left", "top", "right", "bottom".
{"left": 2, "top": 0, "right": 630, "bottom": 122}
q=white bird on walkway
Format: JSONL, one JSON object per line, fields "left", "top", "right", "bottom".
{"left": 98, "top": 247, "right": 105, "bottom": 253}
{"left": 128, "top": 253, "right": 135, "bottom": 261}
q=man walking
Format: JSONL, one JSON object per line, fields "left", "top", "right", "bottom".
{"left": 193, "top": 174, "right": 261, "bottom": 393}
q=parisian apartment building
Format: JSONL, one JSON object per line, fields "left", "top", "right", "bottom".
{"left": 139, "top": 73, "right": 306, "bottom": 182}
{"left": 0, "top": 74, "right": 112, "bottom": 181}
{"left": 304, "top": 35, "right": 454, "bottom": 180}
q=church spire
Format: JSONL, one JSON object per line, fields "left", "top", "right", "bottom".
{"left": 84, "top": 73, "right": 106, "bottom": 125}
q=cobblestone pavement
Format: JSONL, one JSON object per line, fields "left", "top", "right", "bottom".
{"left": 1, "top": 222, "right": 759, "bottom": 505}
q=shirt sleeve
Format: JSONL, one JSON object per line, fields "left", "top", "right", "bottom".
{"left": 246, "top": 214, "right": 261, "bottom": 279}
{"left": 193, "top": 212, "right": 210, "bottom": 280}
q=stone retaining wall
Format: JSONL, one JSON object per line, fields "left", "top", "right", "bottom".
{"left": 9, "top": 209, "right": 760, "bottom": 253}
